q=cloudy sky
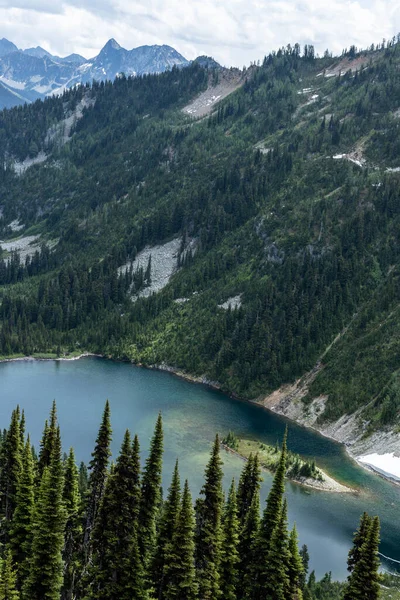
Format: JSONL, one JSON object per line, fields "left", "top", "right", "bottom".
{"left": 0, "top": 0, "right": 399, "bottom": 66}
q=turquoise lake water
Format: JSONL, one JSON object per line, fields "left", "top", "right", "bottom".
{"left": 1, "top": 356, "right": 399, "bottom": 579}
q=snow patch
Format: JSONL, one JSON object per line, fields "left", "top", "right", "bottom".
{"left": 0, "top": 76, "right": 26, "bottom": 90}
{"left": 218, "top": 295, "right": 242, "bottom": 310}
{"left": 174, "top": 297, "right": 189, "bottom": 304}
{"left": 9, "top": 220, "right": 24, "bottom": 232}
{"left": 358, "top": 453, "right": 400, "bottom": 482}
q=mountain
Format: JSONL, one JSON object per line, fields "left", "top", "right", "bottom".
{"left": 0, "top": 37, "right": 18, "bottom": 57}
{"left": 0, "top": 40, "right": 399, "bottom": 454}
{"left": 0, "top": 38, "right": 190, "bottom": 108}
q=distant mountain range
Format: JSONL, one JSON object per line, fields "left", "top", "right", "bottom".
{"left": 0, "top": 37, "right": 200, "bottom": 109}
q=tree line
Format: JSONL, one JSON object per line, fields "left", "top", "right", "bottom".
{"left": 0, "top": 402, "right": 381, "bottom": 599}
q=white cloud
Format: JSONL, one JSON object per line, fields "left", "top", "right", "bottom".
{"left": 0, "top": 0, "right": 399, "bottom": 66}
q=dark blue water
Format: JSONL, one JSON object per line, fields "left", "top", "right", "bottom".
{"left": 1, "top": 357, "right": 399, "bottom": 579}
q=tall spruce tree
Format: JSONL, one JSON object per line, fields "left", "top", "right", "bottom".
{"left": 164, "top": 480, "right": 198, "bottom": 600}
{"left": 347, "top": 512, "right": 372, "bottom": 573}
{"left": 61, "top": 447, "right": 82, "bottom": 600}
{"left": 0, "top": 409, "right": 22, "bottom": 524}
{"left": 237, "top": 490, "right": 260, "bottom": 600}
{"left": 37, "top": 401, "right": 57, "bottom": 478}
{"left": 23, "top": 425, "right": 67, "bottom": 600}
{"left": 0, "top": 550, "right": 19, "bottom": 600}
{"left": 83, "top": 400, "right": 112, "bottom": 556}
{"left": 89, "top": 430, "right": 145, "bottom": 600}
{"left": 253, "top": 430, "right": 287, "bottom": 600}
{"left": 288, "top": 524, "right": 304, "bottom": 599}
{"left": 237, "top": 453, "right": 261, "bottom": 526}
{"left": 10, "top": 437, "right": 35, "bottom": 588}
{"left": 263, "top": 498, "right": 290, "bottom": 600}
{"left": 138, "top": 413, "right": 164, "bottom": 569}
{"left": 344, "top": 516, "right": 381, "bottom": 600}
{"left": 151, "top": 459, "right": 181, "bottom": 599}
{"left": 220, "top": 479, "right": 240, "bottom": 600}
{"left": 195, "top": 434, "right": 224, "bottom": 600}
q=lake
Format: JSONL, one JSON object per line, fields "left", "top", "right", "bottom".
{"left": 1, "top": 356, "right": 399, "bottom": 579}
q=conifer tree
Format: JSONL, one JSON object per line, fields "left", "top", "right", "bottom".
{"left": 0, "top": 409, "right": 22, "bottom": 523}
{"left": 83, "top": 400, "right": 112, "bottom": 555}
{"left": 347, "top": 512, "right": 372, "bottom": 573}
{"left": 37, "top": 401, "right": 57, "bottom": 478}
{"left": 89, "top": 430, "right": 145, "bottom": 600}
{"left": 237, "top": 490, "right": 260, "bottom": 600}
{"left": 263, "top": 498, "right": 290, "bottom": 600}
{"left": 139, "top": 413, "right": 164, "bottom": 568}
{"left": 299, "top": 545, "right": 309, "bottom": 591}
{"left": 0, "top": 550, "right": 19, "bottom": 600}
{"left": 152, "top": 459, "right": 181, "bottom": 599}
{"left": 78, "top": 462, "right": 88, "bottom": 498}
{"left": 344, "top": 516, "right": 381, "bottom": 600}
{"left": 10, "top": 437, "right": 35, "bottom": 587}
{"left": 19, "top": 411, "right": 25, "bottom": 447}
{"left": 220, "top": 479, "right": 240, "bottom": 600}
{"left": 195, "top": 434, "right": 224, "bottom": 600}
{"left": 237, "top": 453, "right": 261, "bottom": 526}
{"left": 288, "top": 524, "right": 304, "bottom": 599}
{"left": 253, "top": 430, "right": 287, "bottom": 600}
{"left": 62, "top": 448, "right": 82, "bottom": 600}
{"left": 24, "top": 425, "right": 66, "bottom": 600}
{"left": 164, "top": 480, "right": 198, "bottom": 600}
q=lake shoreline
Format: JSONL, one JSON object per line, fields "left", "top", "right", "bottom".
{"left": 2, "top": 353, "right": 398, "bottom": 488}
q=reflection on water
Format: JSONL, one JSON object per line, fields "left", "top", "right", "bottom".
{"left": 1, "top": 357, "right": 399, "bottom": 579}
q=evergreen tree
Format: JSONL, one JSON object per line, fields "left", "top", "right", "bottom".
{"left": 253, "top": 430, "right": 287, "bottom": 599}
{"left": 23, "top": 425, "right": 66, "bottom": 600}
{"left": 89, "top": 430, "right": 145, "bottom": 600}
{"left": 195, "top": 434, "right": 224, "bottom": 600}
{"left": 288, "top": 524, "right": 304, "bottom": 599}
{"left": 299, "top": 544, "right": 310, "bottom": 591}
{"left": 37, "top": 401, "right": 58, "bottom": 478}
{"left": 61, "top": 448, "right": 82, "bottom": 600}
{"left": 263, "top": 498, "right": 290, "bottom": 600}
{"left": 78, "top": 462, "right": 88, "bottom": 498}
{"left": 164, "top": 480, "right": 198, "bottom": 600}
{"left": 344, "top": 516, "right": 381, "bottom": 600}
{"left": 347, "top": 512, "right": 372, "bottom": 573}
{"left": 139, "top": 413, "right": 164, "bottom": 568}
{"left": 220, "top": 479, "right": 240, "bottom": 600}
{"left": 0, "top": 409, "right": 22, "bottom": 523}
{"left": 237, "top": 453, "right": 261, "bottom": 526}
{"left": 237, "top": 490, "right": 260, "bottom": 599}
{"left": 83, "top": 400, "right": 112, "bottom": 556}
{"left": 0, "top": 550, "right": 19, "bottom": 600}
{"left": 152, "top": 459, "right": 181, "bottom": 599}
{"left": 9, "top": 437, "right": 35, "bottom": 587}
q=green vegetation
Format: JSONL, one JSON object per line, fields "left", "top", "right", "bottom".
{"left": 0, "top": 401, "right": 385, "bottom": 598}
{"left": 222, "top": 431, "right": 324, "bottom": 482}
{"left": 1, "top": 40, "right": 400, "bottom": 437}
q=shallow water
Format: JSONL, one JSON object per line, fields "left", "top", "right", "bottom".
{"left": 1, "top": 356, "right": 399, "bottom": 579}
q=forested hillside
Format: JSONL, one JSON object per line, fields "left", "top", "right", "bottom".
{"left": 0, "top": 402, "right": 386, "bottom": 599}
{"left": 1, "top": 37, "right": 400, "bottom": 437}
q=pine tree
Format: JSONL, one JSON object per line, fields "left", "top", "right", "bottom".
{"left": 299, "top": 545, "right": 309, "bottom": 591}
{"left": 220, "top": 479, "right": 240, "bottom": 600}
{"left": 237, "top": 490, "right": 260, "bottom": 600}
{"left": 37, "top": 401, "right": 58, "bottom": 478}
{"left": 83, "top": 400, "right": 112, "bottom": 556}
{"left": 347, "top": 512, "right": 372, "bottom": 573}
{"left": 61, "top": 448, "right": 82, "bottom": 600}
{"left": 263, "top": 498, "right": 290, "bottom": 600}
{"left": 237, "top": 453, "right": 261, "bottom": 526}
{"left": 0, "top": 409, "right": 22, "bottom": 523}
{"left": 288, "top": 524, "right": 304, "bottom": 599}
{"left": 195, "top": 434, "right": 224, "bottom": 600}
{"left": 78, "top": 462, "right": 88, "bottom": 498}
{"left": 0, "top": 550, "right": 19, "bottom": 600}
{"left": 89, "top": 430, "right": 145, "bottom": 600}
{"left": 164, "top": 480, "right": 198, "bottom": 600}
{"left": 344, "top": 516, "right": 381, "bottom": 600}
{"left": 9, "top": 437, "right": 35, "bottom": 587}
{"left": 23, "top": 425, "right": 67, "bottom": 600}
{"left": 252, "top": 430, "right": 287, "bottom": 599}
{"left": 139, "top": 413, "right": 164, "bottom": 568}
{"left": 152, "top": 459, "right": 181, "bottom": 599}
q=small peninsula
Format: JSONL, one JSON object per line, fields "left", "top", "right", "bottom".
{"left": 221, "top": 432, "right": 353, "bottom": 493}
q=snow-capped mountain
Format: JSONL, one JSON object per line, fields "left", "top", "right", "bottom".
{"left": 0, "top": 38, "right": 190, "bottom": 109}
